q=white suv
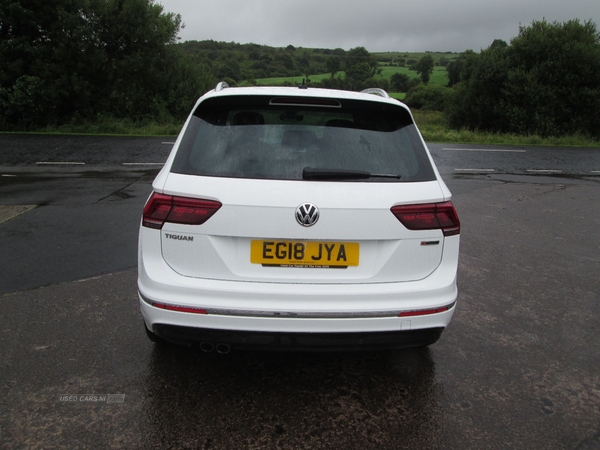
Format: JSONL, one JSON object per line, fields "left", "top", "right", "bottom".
{"left": 138, "top": 82, "right": 460, "bottom": 352}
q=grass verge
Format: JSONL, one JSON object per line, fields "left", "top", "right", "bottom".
{"left": 26, "top": 116, "right": 183, "bottom": 136}
{"left": 412, "top": 110, "right": 600, "bottom": 147}
{"left": 4, "top": 110, "right": 599, "bottom": 147}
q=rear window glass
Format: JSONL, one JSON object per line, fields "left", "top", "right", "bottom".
{"left": 171, "top": 95, "right": 435, "bottom": 182}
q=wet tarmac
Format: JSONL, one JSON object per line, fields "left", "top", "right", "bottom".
{"left": 2, "top": 172, "right": 600, "bottom": 448}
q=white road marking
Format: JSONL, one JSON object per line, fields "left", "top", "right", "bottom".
{"left": 122, "top": 162, "right": 164, "bottom": 166}
{"left": 0, "top": 204, "right": 37, "bottom": 224}
{"left": 592, "top": 171, "right": 600, "bottom": 173}
{"left": 527, "top": 169, "right": 562, "bottom": 173}
{"left": 454, "top": 168, "right": 495, "bottom": 172}
{"left": 443, "top": 148, "right": 526, "bottom": 153}
{"left": 161, "top": 142, "right": 176, "bottom": 144}
{"left": 36, "top": 161, "right": 85, "bottom": 165}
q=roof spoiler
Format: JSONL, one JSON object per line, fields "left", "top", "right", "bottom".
{"left": 213, "top": 82, "right": 391, "bottom": 99}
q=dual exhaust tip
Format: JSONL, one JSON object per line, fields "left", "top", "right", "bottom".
{"left": 200, "top": 342, "right": 231, "bottom": 354}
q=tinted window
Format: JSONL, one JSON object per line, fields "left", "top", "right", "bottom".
{"left": 171, "top": 95, "right": 435, "bottom": 182}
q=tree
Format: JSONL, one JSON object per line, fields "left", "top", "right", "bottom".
{"left": 344, "top": 47, "right": 376, "bottom": 71}
{"left": 326, "top": 56, "right": 341, "bottom": 77}
{"left": 158, "top": 46, "right": 214, "bottom": 118}
{"left": 448, "top": 19, "right": 600, "bottom": 137}
{"left": 489, "top": 39, "right": 507, "bottom": 50}
{"left": 390, "top": 73, "right": 410, "bottom": 92}
{"left": 447, "top": 43, "right": 511, "bottom": 132}
{"left": 0, "top": 0, "right": 207, "bottom": 129}
{"left": 415, "top": 55, "right": 434, "bottom": 84}
{"left": 502, "top": 20, "right": 600, "bottom": 136}
{"left": 346, "top": 62, "right": 373, "bottom": 87}
{"left": 343, "top": 47, "right": 379, "bottom": 90}
{"left": 94, "top": 0, "right": 185, "bottom": 119}
{"left": 217, "top": 59, "right": 241, "bottom": 82}
{"left": 445, "top": 54, "right": 468, "bottom": 87}
{"left": 0, "top": 0, "right": 84, "bottom": 127}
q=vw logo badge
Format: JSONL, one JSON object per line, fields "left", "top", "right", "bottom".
{"left": 296, "top": 203, "right": 319, "bottom": 227}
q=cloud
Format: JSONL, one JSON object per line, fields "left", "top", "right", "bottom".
{"left": 159, "top": 0, "right": 600, "bottom": 51}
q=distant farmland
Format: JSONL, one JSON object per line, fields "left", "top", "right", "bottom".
{"left": 256, "top": 58, "right": 452, "bottom": 92}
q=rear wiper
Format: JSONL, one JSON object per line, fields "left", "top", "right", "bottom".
{"left": 302, "top": 167, "right": 401, "bottom": 180}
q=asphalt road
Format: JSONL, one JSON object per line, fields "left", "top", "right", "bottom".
{"left": 1, "top": 135, "right": 599, "bottom": 449}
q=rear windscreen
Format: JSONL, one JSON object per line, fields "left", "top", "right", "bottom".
{"left": 171, "top": 95, "right": 436, "bottom": 182}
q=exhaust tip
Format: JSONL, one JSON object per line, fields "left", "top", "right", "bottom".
{"left": 200, "top": 342, "right": 215, "bottom": 353}
{"left": 215, "top": 343, "right": 231, "bottom": 354}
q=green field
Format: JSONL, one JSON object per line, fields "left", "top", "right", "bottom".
{"left": 254, "top": 51, "right": 458, "bottom": 90}
{"left": 255, "top": 72, "right": 338, "bottom": 86}
{"left": 256, "top": 62, "right": 450, "bottom": 92}
{"left": 373, "top": 65, "right": 449, "bottom": 88}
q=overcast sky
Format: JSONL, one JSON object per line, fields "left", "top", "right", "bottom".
{"left": 157, "top": 0, "right": 599, "bottom": 52}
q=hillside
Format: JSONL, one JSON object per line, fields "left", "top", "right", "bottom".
{"left": 178, "top": 40, "right": 457, "bottom": 91}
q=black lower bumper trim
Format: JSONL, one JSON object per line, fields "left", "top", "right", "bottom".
{"left": 153, "top": 324, "right": 445, "bottom": 351}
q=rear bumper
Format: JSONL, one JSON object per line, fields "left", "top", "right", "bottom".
{"left": 140, "top": 292, "right": 455, "bottom": 350}
{"left": 138, "top": 230, "right": 459, "bottom": 350}
{"left": 151, "top": 323, "right": 445, "bottom": 351}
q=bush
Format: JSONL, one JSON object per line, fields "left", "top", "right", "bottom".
{"left": 448, "top": 19, "right": 600, "bottom": 138}
{"left": 404, "top": 84, "right": 453, "bottom": 111}
{"left": 390, "top": 73, "right": 410, "bottom": 92}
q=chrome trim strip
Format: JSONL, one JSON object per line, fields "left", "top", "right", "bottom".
{"left": 204, "top": 309, "right": 400, "bottom": 319}
{"left": 139, "top": 291, "right": 456, "bottom": 319}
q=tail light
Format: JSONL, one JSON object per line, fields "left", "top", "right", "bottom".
{"left": 150, "top": 301, "right": 208, "bottom": 314}
{"left": 398, "top": 305, "right": 453, "bottom": 317}
{"left": 142, "top": 192, "right": 222, "bottom": 229}
{"left": 391, "top": 201, "right": 460, "bottom": 236}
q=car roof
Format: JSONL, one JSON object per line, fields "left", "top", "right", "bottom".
{"left": 197, "top": 83, "right": 408, "bottom": 110}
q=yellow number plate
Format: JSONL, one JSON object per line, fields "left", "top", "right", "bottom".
{"left": 251, "top": 240, "right": 359, "bottom": 268}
